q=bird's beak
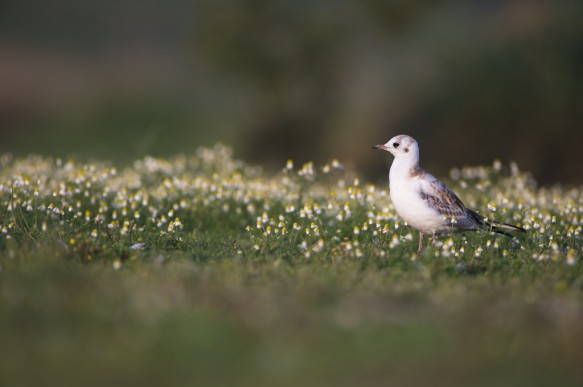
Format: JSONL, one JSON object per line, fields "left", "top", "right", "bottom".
{"left": 372, "top": 144, "right": 389, "bottom": 151}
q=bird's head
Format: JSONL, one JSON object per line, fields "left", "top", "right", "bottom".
{"left": 373, "top": 135, "right": 419, "bottom": 159}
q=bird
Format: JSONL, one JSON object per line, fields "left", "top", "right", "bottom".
{"left": 373, "top": 134, "right": 526, "bottom": 253}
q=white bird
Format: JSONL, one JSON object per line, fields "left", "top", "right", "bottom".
{"left": 373, "top": 134, "right": 525, "bottom": 253}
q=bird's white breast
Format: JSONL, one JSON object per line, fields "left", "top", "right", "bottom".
{"left": 389, "top": 170, "right": 446, "bottom": 234}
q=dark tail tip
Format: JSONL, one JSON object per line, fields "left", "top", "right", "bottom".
{"left": 493, "top": 229, "right": 514, "bottom": 238}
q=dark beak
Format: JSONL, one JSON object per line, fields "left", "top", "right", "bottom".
{"left": 372, "top": 144, "right": 388, "bottom": 151}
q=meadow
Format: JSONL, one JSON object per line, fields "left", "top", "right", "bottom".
{"left": 1, "top": 144, "right": 582, "bottom": 387}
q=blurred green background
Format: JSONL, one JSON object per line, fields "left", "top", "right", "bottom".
{"left": 0, "top": 0, "right": 581, "bottom": 184}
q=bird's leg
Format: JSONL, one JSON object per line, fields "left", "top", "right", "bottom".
{"left": 417, "top": 232, "right": 424, "bottom": 254}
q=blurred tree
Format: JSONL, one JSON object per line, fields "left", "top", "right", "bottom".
{"left": 191, "top": 0, "right": 443, "bottom": 165}
{"left": 0, "top": 0, "right": 581, "bottom": 183}
{"left": 192, "top": 0, "right": 352, "bottom": 163}
{"left": 391, "top": 2, "right": 583, "bottom": 183}
{"left": 361, "top": 0, "right": 444, "bottom": 34}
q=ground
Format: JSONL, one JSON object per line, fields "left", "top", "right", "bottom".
{"left": 1, "top": 145, "right": 582, "bottom": 387}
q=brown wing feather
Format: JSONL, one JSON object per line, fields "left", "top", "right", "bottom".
{"left": 419, "top": 178, "right": 467, "bottom": 218}
{"left": 417, "top": 174, "right": 525, "bottom": 235}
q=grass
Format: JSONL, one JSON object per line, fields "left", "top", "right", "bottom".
{"left": 1, "top": 145, "right": 582, "bottom": 387}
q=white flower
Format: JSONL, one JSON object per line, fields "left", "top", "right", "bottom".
{"left": 130, "top": 243, "right": 146, "bottom": 250}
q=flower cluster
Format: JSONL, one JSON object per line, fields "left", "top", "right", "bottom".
{"left": 0, "top": 147, "right": 581, "bottom": 265}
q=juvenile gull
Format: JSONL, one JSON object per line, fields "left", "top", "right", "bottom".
{"left": 373, "top": 134, "right": 525, "bottom": 253}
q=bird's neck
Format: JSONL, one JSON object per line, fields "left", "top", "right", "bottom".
{"left": 389, "top": 156, "right": 420, "bottom": 180}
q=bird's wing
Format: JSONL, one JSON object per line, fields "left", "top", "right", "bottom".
{"left": 418, "top": 174, "right": 467, "bottom": 219}
{"left": 417, "top": 173, "right": 524, "bottom": 235}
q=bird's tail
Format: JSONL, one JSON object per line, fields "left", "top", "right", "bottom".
{"left": 485, "top": 220, "right": 527, "bottom": 237}
{"left": 469, "top": 210, "right": 527, "bottom": 237}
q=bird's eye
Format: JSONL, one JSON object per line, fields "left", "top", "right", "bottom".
{"left": 393, "top": 142, "right": 400, "bottom": 148}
